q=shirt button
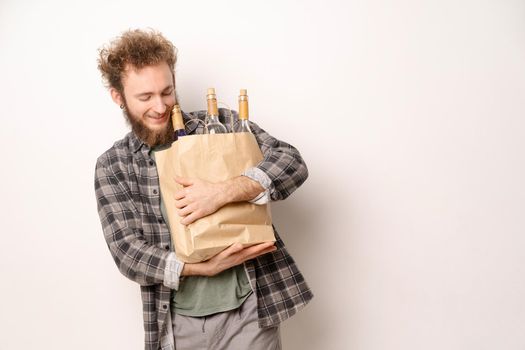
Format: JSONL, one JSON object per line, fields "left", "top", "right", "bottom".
{"left": 162, "top": 304, "right": 168, "bottom": 310}
{"left": 165, "top": 245, "right": 170, "bottom": 250}
{"left": 158, "top": 218, "right": 163, "bottom": 224}
{"left": 149, "top": 160, "right": 154, "bottom": 166}
{"left": 153, "top": 189, "right": 158, "bottom": 195}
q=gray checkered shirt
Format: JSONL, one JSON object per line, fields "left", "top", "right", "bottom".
{"left": 94, "top": 109, "right": 313, "bottom": 350}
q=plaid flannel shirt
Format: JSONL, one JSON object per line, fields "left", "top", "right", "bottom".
{"left": 94, "top": 109, "right": 313, "bottom": 350}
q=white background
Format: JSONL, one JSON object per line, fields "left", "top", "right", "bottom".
{"left": 1, "top": 0, "right": 524, "bottom": 349}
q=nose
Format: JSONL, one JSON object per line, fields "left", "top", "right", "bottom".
{"left": 152, "top": 96, "right": 167, "bottom": 115}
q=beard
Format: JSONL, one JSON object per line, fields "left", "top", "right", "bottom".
{"left": 121, "top": 102, "right": 175, "bottom": 148}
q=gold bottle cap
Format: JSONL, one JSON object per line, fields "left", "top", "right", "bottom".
{"left": 206, "top": 88, "right": 219, "bottom": 116}
{"left": 239, "top": 88, "right": 249, "bottom": 101}
{"left": 171, "top": 104, "right": 184, "bottom": 130}
{"left": 239, "top": 89, "right": 249, "bottom": 120}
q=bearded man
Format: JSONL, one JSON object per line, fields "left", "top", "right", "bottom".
{"left": 94, "top": 29, "right": 313, "bottom": 350}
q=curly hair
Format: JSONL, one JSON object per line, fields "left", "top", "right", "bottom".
{"left": 97, "top": 29, "right": 177, "bottom": 93}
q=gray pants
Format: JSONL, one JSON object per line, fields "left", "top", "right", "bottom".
{"left": 172, "top": 292, "right": 281, "bottom": 350}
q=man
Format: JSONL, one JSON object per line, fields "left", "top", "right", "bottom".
{"left": 94, "top": 29, "right": 313, "bottom": 350}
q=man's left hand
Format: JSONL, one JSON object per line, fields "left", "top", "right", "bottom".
{"left": 173, "top": 176, "right": 228, "bottom": 226}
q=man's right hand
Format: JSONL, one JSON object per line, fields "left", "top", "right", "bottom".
{"left": 181, "top": 242, "right": 276, "bottom": 277}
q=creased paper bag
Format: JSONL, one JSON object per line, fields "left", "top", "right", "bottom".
{"left": 155, "top": 132, "right": 275, "bottom": 263}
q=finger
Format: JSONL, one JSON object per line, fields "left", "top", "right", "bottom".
{"left": 174, "top": 198, "right": 188, "bottom": 209}
{"left": 218, "top": 243, "right": 244, "bottom": 258}
{"left": 180, "top": 210, "right": 200, "bottom": 226}
{"left": 173, "top": 189, "right": 186, "bottom": 200}
{"left": 244, "top": 246, "right": 277, "bottom": 261}
{"left": 229, "top": 242, "right": 244, "bottom": 254}
{"left": 231, "top": 242, "right": 274, "bottom": 260}
{"left": 249, "top": 243, "right": 276, "bottom": 256}
{"left": 175, "top": 176, "right": 193, "bottom": 187}
{"left": 178, "top": 205, "right": 194, "bottom": 218}
{"left": 245, "top": 242, "right": 275, "bottom": 254}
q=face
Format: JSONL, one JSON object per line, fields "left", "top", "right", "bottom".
{"left": 111, "top": 61, "right": 177, "bottom": 147}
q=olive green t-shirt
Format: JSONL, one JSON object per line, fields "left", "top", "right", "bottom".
{"left": 151, "top": 148, "right": 253, "bottom": 317}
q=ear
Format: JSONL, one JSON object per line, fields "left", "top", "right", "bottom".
{"left": 110, "top": 88, "right": 124, "bottom": 107}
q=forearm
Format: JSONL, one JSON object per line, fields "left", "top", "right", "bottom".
{"left": 218, "top": 175, "right": 265, "bottom": 205}
{"left": 180, "top": 242, "right": 276, "bottom": 277}
{"left": 181, "top": 261, "right": 208, "bottom": 277}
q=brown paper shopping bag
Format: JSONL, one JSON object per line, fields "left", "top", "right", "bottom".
{"left": 155, "top": 132, "right": 275, "bottom": 263}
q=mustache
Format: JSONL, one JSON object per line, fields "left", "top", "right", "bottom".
{"left": 121, "top": 106, "right": 175, "bottom": 147}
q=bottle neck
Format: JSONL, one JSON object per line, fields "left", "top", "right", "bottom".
{"left": 207, "top": 98, "right": 219, "bottom": 117}
{"left": 173, "top": 117, "right": 184, "bottom": 131}
{"left": 235, "top": 118, "right": 252, "bottom": 133}
{"left": 208, "top": 115, "right": 221, "bottom": 123}
{"left": 171, "top": 106, "right": 185, "bottom": 130}
{"left": 239, "top": 99, "right": 249, "bottom": 120}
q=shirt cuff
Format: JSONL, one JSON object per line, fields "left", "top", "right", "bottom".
{"left": 163, "top": 252, "right": 185, "bottom": 290}
{"left": 242, "top": 167, "right": 272, "bottom": 205}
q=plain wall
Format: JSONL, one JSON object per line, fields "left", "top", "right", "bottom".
{"left": 1, "top": 0, "right": 524, "bottom": 349}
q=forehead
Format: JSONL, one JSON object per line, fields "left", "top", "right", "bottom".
{"left": 122, "top": 62, "right": 174, "bottom": 93}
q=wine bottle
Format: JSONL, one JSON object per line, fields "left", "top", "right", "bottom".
{"left": 205, "top": 88, "right": 228, "bottom": 134}
{"left": 171, "top": 104, "right": 186, "bottom": 140}
{"left": 235, "top": 89, "right": 252, "bottom": 133}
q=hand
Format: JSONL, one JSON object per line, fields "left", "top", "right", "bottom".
{"left": 174, "top": 176, "right": 227, "bottom": 225}
{"left": 182, "top": 242, "right": 277, "bottom": 277}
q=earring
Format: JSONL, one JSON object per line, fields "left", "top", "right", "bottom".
{"left": 120, "top": 104, "right": 124, "bottom": 109}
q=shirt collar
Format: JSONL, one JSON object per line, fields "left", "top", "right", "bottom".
{"left": 128, "top": 131, "right": 150, "bottom": 155}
